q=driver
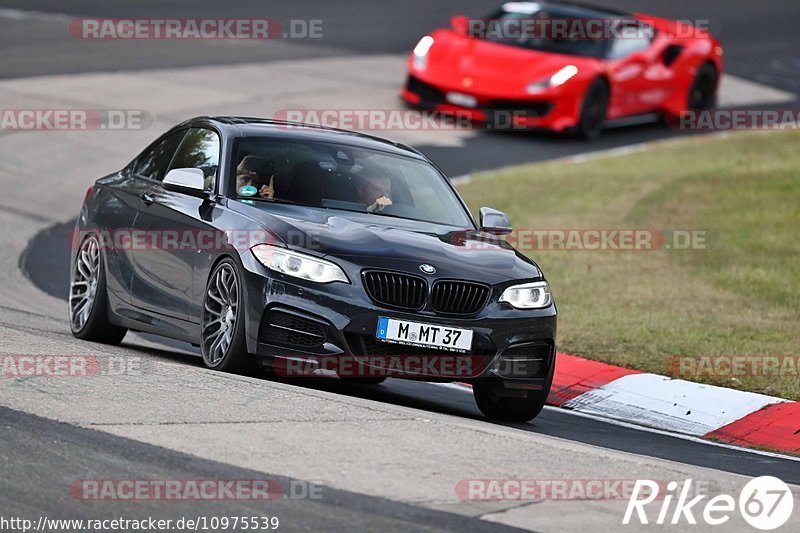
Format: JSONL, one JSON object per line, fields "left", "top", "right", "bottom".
{"left": 236, "top": 155, "right": 275, "bottom": 199}
{"left": 357, "top": 173, "right": 393, "bottom": 213}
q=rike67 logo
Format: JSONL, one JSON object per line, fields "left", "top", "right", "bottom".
{"left": 624, "top": 476, "right": 794, "bottom": 530}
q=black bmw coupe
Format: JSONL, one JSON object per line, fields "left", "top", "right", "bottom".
{"left": 70, "top": 117, "right": 557, "bottom": 421}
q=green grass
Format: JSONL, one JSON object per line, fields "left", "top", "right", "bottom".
{"left": 457, "top": 130, "right": 800, "bottom": 399}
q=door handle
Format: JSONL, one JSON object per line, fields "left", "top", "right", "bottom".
{"left": 140, "top": 192, "right": 155, "bottom": 205}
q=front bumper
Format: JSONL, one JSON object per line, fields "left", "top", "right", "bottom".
{"left": 402, "top": 74, "right": 580, "bottom": 133}
{"left": 239, "top": 253, "right": 557, "bottom": 388}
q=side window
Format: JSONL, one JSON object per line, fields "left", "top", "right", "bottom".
{"left": 607, "top": 24, "right": 653, "bottom": 60}
{"left": 133, "top": 130, "right": 186, "bottom": 182}
{"left": 168, "top": 128, "right": 221, "bottom": 192}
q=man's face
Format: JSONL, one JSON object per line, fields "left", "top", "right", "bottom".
{"left": 237, "top": 170, "right": 262, "bottom": 191}
{"left": 359, "top": 176, "right": 391, "bottom": 205}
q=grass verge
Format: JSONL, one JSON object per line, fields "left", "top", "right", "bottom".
{"left": 457, "top": 130, "right": 800, "bottom": 400}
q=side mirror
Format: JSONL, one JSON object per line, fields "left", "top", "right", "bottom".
{"left": 450, "top": 15, "right": 470, "bottom": 36}
{"left": 479, "top": 207, "right": 512, "bottom": 235}
{"left": 163, "top": 168, "right": 206, "bottom": 197}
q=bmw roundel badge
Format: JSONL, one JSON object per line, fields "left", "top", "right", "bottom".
{"left": 419, "top": 264, "right": 436, "bottom": 274}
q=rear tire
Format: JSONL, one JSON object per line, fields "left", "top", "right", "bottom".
{"left": 69, "top": 234, "right": 128, "bottom": 345}
{"left": 473, "top": 381, "right": 549, "bottom": 422}
{"left": 201, "top": 259, "right": 249, "bottom": 373}
{"left": 576, "top": 79, "right": 609, "bottom": 140}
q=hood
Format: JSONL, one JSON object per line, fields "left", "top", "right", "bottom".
{"left": 238, "top": 203, "right": 542, "bottom": 283}
{"left": 423, "top": 30, "right": 600, "bottom": 96}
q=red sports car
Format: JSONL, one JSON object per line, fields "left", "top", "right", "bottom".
{"left": 402, "top": 1, "right": 723, "bottom": 139}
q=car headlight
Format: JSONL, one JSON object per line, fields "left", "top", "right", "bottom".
{"left": 251, "top": 244, "right": 349, "bottom": 284}
{"left": 499, "top": 281, "right": 552, "bottom": 309}
{"left": 413, "top": 35, "right": 434, "bottom": 70}
{"left": 525, "top": 65, "right": 579, "bottom": 94}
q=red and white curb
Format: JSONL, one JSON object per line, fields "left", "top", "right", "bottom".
{"left": 459, "top": 353, "right": 800, "bottom": 456}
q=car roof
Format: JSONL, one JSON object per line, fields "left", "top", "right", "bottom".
{"left": 176, "top": 116, "right": 429, "bottom": 161}
{"left": 498, "top": 1, "right": 631, "bottom": 19}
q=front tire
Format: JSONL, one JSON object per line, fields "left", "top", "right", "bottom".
{"left": 69, "top": 234, "right": 127, "bottom": 345}
{"left": 473, "top": 380, "right": 549, "bottom": 422}
{"left": 687, "top": 63, "right": 718, "bottom": 111}
{"left": 201, "top": 259, "right": 249, "bottom": 372}
{"left": 576, "top": 79, "right": 609, "bottom": 141}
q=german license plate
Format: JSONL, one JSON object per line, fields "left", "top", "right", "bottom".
{"left": 375, "top": 317, "right": 473, "bottom": 352}
{"left": 446, "top": 91, "right": 478, "bottom": 108}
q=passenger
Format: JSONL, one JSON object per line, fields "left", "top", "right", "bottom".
{"left": 357, "top": 173, "right": 393, "bottom": 213}
{"left": 236, "top": 155, "right": 275, "bottom": 199}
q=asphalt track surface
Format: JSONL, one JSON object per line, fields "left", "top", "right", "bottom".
{"left": 2, "top": 1, "right": 800, "bottom": 530}
{"left": 0, "top": 406, "right": 526, "bottom": 532}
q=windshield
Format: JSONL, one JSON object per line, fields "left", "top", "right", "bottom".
{"left": 481, "top": 8, "right": 611, "bottom": 59}
{"left": 231, "top": 137, "right": 473, "bottom": 228}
